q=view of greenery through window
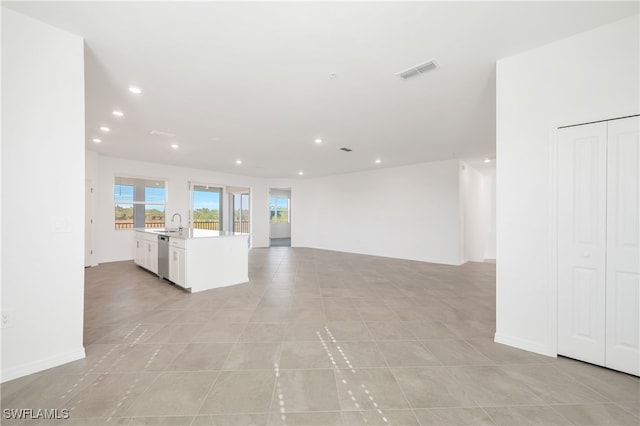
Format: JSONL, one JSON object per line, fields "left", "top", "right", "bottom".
{"left": 270, "top": 197, "right": 289, "bottom": 223}
{"left": 115, "top": 180, "right": 251, "bottom": 232}
{"left": 192, "top": 185, "right": 222, "bottom": 230}
{"left": 114, "top": 178, "right": 166, "bottom": 229}
{"left": 191, "top": 188, "right": 250, "bottom": 232}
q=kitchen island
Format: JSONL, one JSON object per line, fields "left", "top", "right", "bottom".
{"left": 134, "top": 228, "right": 249, "bottom": 293}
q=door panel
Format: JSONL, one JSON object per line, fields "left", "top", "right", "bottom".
{"left": 605, "top": 116, "right": 640, "bottom": 375}
{"left": 557, "top": 122, "right": 607, "bottom": 366}
{"left": 571, "top": 267, "right": 599, "bottom": 340}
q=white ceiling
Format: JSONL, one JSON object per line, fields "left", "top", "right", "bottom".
{"left": 5, "top": 1, "right": 638, "bottom": 178}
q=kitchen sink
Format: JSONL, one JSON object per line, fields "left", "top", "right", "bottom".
{"left": 151, "top": 229, "right": 181, "bottom": 234}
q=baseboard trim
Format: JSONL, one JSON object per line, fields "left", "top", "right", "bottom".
{"left": 494, "top": 333, "right": 556, "bottom": 357}
{"left": 1, "top": 347, "right": 86, "bottom": 383}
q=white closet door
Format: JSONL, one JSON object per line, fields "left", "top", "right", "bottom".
{"left": 557, "top": 122, "right": 608, "bottom": 366}
{"left": 605, "top": 116, "right": 640, "bottom": 376}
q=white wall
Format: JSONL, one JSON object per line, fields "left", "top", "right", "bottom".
{"left": 269, "top": 188, "right": 291, "bottom": 239}
{"left": 486, "top": 171, "right": 496, "bottom": 260}
{"left": 1, "top": 9, "right": 86, "bottom": 381}
{"left": 294, "top": 160, "right": 464, "bottom": 265}
{"left": 460, "top": 162, "right": 493, "bottom": 262}
{"left": 496, "top": 15, "right": 639, "bottom": 356}
{"left": 90, "top": 154, "right": 271, "bottom": 263}
{"left": 85, "top": 150, "right": 99, "bottom": 267}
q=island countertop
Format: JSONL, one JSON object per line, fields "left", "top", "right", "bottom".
{"left": 134, "top": 227, "right": 248, "bottom": 240}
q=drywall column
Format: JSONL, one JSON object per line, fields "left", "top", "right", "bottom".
{"left": 496, "top": 15, "right": 639, "bottom": 356}
{"left": 485, "top": 172, "right": 496, "bottom": 260}
{"left": 1, "top": 9, "right": 86, "bottom": 381}
{"left": 460, "top": 162, "right": 492, "bottom": 263}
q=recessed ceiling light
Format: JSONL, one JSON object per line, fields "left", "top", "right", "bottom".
{"left": 170, "top": 143, "right": 179, "bottom": 149}
{"left": 298, "top": 171, "right": 304, "bottom": 176}
{"left": 100, "top": 126, "right": 110, "bottom": 132}
{"left": 92, "top": 138, "right": 102, "bottom": 143}
{"left": 375, "top": 159, "right": 381, "bottom": 164}
{"left": 128, "top": 86, "right": 142, "bottom": 94}
{"left": 112, "top": 110, "right": 124, "bottom": 117}
{"left": 314, "top": 138, "right": 322, "bottom": 144}
{"left": 235, "top": 159, "right": 242, "bottom": 165}
{"left": 484, "top": 157, "right": 491, "bottom": 163}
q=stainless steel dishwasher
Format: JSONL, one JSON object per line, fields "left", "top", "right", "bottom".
{"left": 157, "top": 235, "right": 170, "bottom": 279}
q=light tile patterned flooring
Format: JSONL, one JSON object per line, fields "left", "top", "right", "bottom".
{"left": 2, "top": 247, "right": 639, "bottom": 425}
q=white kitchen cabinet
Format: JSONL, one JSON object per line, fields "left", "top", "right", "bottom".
{"left": 134, "top": 228, "right": 249, "bottom": 293}
{"left": 134, "top": 231, "right": 158, "bottom": 274}
{"left": 134, "top": 237, "right": 143, "bottom": 266}
{"left": 169, "top": 239, "right": 186, "bottom": 288}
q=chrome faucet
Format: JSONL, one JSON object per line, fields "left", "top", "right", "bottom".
{"left": 171, "top": 213, "right": 183, "bottom": 231}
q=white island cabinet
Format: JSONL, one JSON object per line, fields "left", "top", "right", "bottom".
{"left": 134, "top": 231, "right": 158, "bottom": 274}
{"left": 134, "top": 228, "right": 249, "bottom": 293}
{"left": 168, "top": 238, "right": 186, "bottom": 288}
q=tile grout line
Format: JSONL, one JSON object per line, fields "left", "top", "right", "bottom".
{"left": 362, "top": 320, "right": 423, "bottom": 425}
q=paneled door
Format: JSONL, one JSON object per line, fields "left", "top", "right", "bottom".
{"left": 557, "top": 121, "right": 608, "bottom": 366}
{"left": 605, "top": 116, "right": 640, "bottom": 376}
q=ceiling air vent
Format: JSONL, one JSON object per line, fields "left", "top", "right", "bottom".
{"left": 396, "top": 58, "right": 440, "bottom": 79}
{"left": 150, "top": 130, "right": 176, "bottom": 138}
{"left": 340, "top": 147, "right": 353, "bottom": 152}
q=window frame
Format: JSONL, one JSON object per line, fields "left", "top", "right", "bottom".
{"left": 114, "top": 175, "right": 167, "bottom": 230}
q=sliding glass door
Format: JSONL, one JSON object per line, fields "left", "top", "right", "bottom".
{"left": 190, "top": 184, "right": 223, "bottom": 230}
{"left": 233, "top": 193, "right": 250, "bottom": 233}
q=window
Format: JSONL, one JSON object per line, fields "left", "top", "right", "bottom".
{"left": 270, "top": 197, "right": 290, "bottom": 223}
{"left": 114, "top": 177, "right": 166, "bottom": 229}
{"left": 191, "top": 184, "right": 223, "bottom": 230}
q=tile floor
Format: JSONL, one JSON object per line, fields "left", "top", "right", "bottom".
{"left": 1, "top": 247, "right": 639, "bottom": 425}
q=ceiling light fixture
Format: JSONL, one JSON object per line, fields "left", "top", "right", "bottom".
{"left": 128, "top": 86, "right": 142, "bottom": 94}
{"left": 298, "top": 171, "right": 304, "bottom": 176}
{"left": 112, "top": 110, "right": 124, "bottom": 117}
{"left": 170, "top": 143, "right": 179, "bottom": 149}
{"left": 484, "top": 157, "right": 491, "bottom": 163}
{"left": 375, "top": 159, "right": 381, "bottom": 164}
{"left": 100, "top": 126, "right": 110, "bottom": 132}
{"left": 235, "top": 159, "right": 242, "bottom": 165}
{"left": 314, "top": 138, "right": 322, "bottom": 144}
{"left": 92, "top": 138, "right": 102, "bottom": 143}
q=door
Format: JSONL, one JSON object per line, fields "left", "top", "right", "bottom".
{"left": 557, "top": 122, "right": 608, "bottom": 366}
{"left": 232, "top": 193, "right": 250, "bottom": 234}
{"left": 605, "top": 116, "right": 640, "bottom": 375}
